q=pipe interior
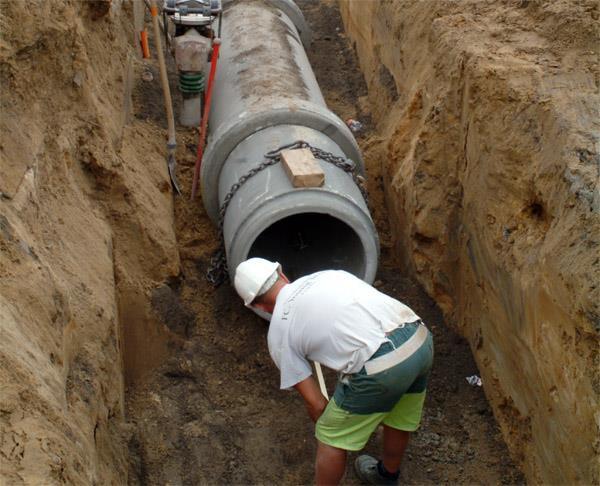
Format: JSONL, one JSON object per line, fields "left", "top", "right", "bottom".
{"left": 247, "top": 213, "right": 366, "bottom": 281}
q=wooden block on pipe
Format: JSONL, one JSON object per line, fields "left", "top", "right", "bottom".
{"left": 281, "top": 148, "right": 325, "bottom": 187}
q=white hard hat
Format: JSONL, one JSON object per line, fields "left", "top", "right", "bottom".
{"left": 234, "top": 258, "right": 281, "bottom": 306}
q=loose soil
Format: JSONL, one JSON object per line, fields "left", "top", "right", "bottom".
{"left": 337, "top": 1, "right": 599, "bottom": 482}
{"left": 125, "top": 1, "right": 525, "bottom": 484}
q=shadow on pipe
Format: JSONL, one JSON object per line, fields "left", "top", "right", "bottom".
{"left": 248, "top": 213, "right": 365, "bottom": 281}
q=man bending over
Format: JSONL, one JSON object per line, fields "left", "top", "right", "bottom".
{"left": 234, "top": 258, "right": 434, "bottom": 485}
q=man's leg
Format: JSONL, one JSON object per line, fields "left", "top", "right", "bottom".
{"left": 315, "top": 440, "right": 346, "bottom": 486}
{"left": 315, "top": 387, "right": 387, "bottom": 485}
{"left": 382, "top": 425, "right": 410, "bottom": 473}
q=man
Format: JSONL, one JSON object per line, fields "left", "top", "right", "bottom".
{"left": 234, "top": 258, "right": 434, "bottom": 485}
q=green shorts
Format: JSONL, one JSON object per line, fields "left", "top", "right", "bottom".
{"left": 315, "top": 322, "right": 433, "bottom": 451}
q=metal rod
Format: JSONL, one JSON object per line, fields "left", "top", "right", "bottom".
{"left": 163, "top": 10, "right": 169, "bottom": 53}
{"left": 191, "top": 39, "right": 221, "bottom": 200}
{"left": 314, "top": 362, "right": 329, "bottom": 400}
{"left": 150, "top": 0, "right": 180, "bottom": 194}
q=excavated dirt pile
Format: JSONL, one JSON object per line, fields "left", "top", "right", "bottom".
{"left": 339, "top": 0, "right": 599, "bottom": 484}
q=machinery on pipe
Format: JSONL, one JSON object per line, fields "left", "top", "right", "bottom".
{"left": 162, "top": 0, "right": 222, "bottom": 126}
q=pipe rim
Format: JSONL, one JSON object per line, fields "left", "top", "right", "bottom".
{"left": 201, "top": 101, "right": 365, "bottom": 222}
{"left": 222, "top": 0, "right": 311, "bottom": 47}
{"left": 226, "top": 188, "right": 380, "bottom": 284}
{"left": 265, "top": 0, "right": 312, "bottom": 46}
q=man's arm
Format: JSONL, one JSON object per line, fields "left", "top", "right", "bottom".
{"left": 294, "top": 376, "right": 329, "bottom": 422}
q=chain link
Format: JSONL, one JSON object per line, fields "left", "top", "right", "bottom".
{"left": 206, "top": 140, "right": 368, "bottom": 286}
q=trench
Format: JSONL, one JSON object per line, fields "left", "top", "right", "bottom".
{"left": 124, "top": 1, "right": 525, "bottom": 485}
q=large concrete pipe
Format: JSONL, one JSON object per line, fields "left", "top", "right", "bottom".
{"left": 201, "top": 0, "right": 379, "bottom": 283}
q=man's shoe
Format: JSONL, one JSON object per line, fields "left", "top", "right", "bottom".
{"left": 354, "top": 455, "right": 399, "bottom": 485}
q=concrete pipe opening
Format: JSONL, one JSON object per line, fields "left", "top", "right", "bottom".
{"left": 223, "top": 183, "right": 379, "bottom": 286}
{"left": 247, "top": 212, "right": 365, "bottom": 281}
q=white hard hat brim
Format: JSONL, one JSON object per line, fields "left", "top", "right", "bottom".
{"left": 241, "top": 261, "right": 281, "bottom": 306}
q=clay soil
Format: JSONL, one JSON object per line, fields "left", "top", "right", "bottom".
{"left": 126, "top": 1, "right": 525, "bottom": 484}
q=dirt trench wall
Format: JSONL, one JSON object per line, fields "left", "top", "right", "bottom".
{"left": 1, "top": 0, "right": 179, "bottom": 483}
{"left": 339, "top": 0, "right": 599, "bottom": 484}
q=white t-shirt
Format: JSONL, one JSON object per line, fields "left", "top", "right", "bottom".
{"left": 267, "top": 270, "right": 421, "bottom": 390}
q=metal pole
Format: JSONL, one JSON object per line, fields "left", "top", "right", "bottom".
{"left": 191, "top": 39, "right": 221, "bottom": 200}
{"left": 150, "top": 0, "right": 180, "bottom": 194}
{"left": 314, "top": 362, "right": 329, "bottom": 400}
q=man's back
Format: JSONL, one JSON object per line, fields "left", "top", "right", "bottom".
{"left": 268, "top": 270, "right": 420, "bottom": 389}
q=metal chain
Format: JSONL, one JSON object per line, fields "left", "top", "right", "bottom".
{"left": 206, "top": 140, "right": 368, "bottom": 286}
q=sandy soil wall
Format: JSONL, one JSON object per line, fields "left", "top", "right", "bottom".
{"left": 1, "top": 1, "right": 179, "bottom": 483}
{"left": 339, "top": 0, "right": 599, "bottom": 483}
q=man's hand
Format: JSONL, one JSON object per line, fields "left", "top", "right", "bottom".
{"left": 294, "top": 376, "right": 329, "bottom": 422}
